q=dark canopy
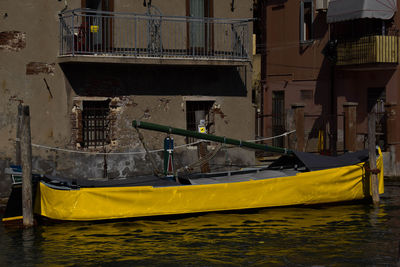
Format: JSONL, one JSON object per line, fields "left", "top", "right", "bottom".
{"left": 293, "top": 150, "right": 369, "bottom": 171}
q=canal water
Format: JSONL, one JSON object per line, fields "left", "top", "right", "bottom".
{"left": 1, "top": 178, "right": 400, "bottom": 266}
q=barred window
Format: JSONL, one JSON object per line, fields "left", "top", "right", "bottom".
{"left": 81, "top": 100, "right": 110, "bottom": 148}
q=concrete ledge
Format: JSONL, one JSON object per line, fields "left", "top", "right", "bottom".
{"left": 57, "top": 55, "right": 250, "bottom": 66}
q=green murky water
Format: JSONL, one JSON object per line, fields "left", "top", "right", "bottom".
{"left": 1, "top": 178, "right": 400, "bottom": 266}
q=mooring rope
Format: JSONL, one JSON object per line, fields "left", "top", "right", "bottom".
{"left": 29, "top": 140, "right": 202, "bottom": 155}
{"left": 23, "top": 129, "right": 296, "bottom": 155}
{"left": 246, "top": 130, "right": 296, "bottom": 142}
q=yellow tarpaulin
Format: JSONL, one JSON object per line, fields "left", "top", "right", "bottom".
{"left": 34, "top": 151, "right": 384, "bottom": 221}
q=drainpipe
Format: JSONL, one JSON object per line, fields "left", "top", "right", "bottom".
{"left": 330, "top": 63, "right": 337, "bottom": 155}
{"left": 328, "top": 23, "right": 337, "bottom": 156}
{"left": 260, "top": 0, "right": 267, "bottom": 138}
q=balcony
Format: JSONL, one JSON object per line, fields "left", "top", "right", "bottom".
{"left": 336, "top": 35, "right": 399, "bottom": 68}
{"left": 59, "top": 9, "right": 251, "bottom": 66}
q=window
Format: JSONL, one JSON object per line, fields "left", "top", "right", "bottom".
{"left": 300, "top": 0, "right": 313, "bottom": 43}
{"left": 186, "top": 101, "right": 214, "bottom": 143}
{"left": 81, "top": 100, "right": 111, "bottom": 148}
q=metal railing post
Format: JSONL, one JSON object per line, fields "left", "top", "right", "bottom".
{"left": 134, "top": 17, "right": 137, "bottom": 56}
{"left": 59, "top": 15, "right": 62, "bottom": 55}
{"left": 71, "top": 13, "right": 75, "bottom": 56}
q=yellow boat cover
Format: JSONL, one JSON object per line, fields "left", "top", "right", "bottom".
{"left": 34, "top": 152, "right": 384, "bottom": 221}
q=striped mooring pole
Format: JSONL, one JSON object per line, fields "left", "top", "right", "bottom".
{"left": 163, "top": 136, "right": 174, "bottom": 177}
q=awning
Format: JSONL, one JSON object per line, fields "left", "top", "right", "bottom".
{"left": 327, "top": 0, "right": 397, "bottom": 23}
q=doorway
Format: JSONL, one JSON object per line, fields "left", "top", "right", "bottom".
{"left": 187, "top": 0, "right": 214, "bottom": 55}
{"left": 80, "top": 0, "right": 114, "bottom": 52}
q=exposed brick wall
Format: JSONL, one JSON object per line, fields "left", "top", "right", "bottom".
{"left": 26, "top": 62, "right": 55, "bottom": 75}
{"left": 0, "top": 31, "right": 26, "bottom": 52}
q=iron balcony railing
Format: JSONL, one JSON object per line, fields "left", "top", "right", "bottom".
{"left": 59, "top": 9, "right": 251, "bottom": 61}
{"left": 336, "top": 34, "right": 400, "bottom": 66}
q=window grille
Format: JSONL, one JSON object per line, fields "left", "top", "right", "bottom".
{"left": 82, "top": 100, "right": 110, "bottom": 148}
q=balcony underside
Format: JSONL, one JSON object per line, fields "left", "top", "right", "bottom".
{"left": 57, "top": 54, "right": 249, "bottom": 66}
{"left": 336, "top": 63, "right": 397, "bottom": 71}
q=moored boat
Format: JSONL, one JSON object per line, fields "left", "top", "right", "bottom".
{"left": 2, "top": 121, "right": 384, "bottom": 222}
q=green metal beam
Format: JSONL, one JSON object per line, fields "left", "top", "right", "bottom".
{"left": 132, "top": 120, "right": 292, "bottom": 155}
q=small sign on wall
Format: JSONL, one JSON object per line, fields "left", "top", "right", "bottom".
{"left": 90, "top": 25, "right": 99, "bottom": 33}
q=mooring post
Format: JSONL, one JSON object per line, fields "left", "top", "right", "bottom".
{"left": 21, "top": 105, "right": 34, "bottom": 227}
{"left": 16, "top": 103, "right": 23, "bottom": 166}
{"left": 385, "top": 102, "right": 397, "bottom": 176}
{"left": 195, "top": 112, "right": 210, "bottom": 173}
{"left": 368, "top": 112, "right": 380, "bottom": 205}
{"left": 285, "top": 108, "right": 295, "bottom": 150}
{"left": 292, "top": 103, "right": 305, "bottom": 152}
{"left": 343, "top": 102, "right": 358, "bottom": 152}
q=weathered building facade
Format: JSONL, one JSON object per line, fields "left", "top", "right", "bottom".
{"left": 0, "top": 0, "right": 255, "bottom": 197}
{"left": 257, "top": 0, "right": 400, "bottom": 174}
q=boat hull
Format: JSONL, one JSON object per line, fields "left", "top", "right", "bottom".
{"left": 34, "top": 159, "right": 384, "bottom": 221}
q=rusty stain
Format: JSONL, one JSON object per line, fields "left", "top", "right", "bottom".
{"left": 158, "top": 98, "right": 171, "bottom": 111}
{"left": 0, "top": 31, "right": 26, "bottom": 51}
{"left": 2, "top": 80, "right": 8, "bottom": 93}
{"left": 26, "top": 62, "right": 55, "bottom": 75}
{"left": 213, "top": 107, "right": 226, "bottom": 119}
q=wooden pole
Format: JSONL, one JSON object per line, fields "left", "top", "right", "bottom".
{"left": 198, "top": 142, "right": 210, "bottom": 173}
{"left": 368, "top": 112, "right": 380, "bottom": 205}
{"left": 16, "top": 103, "right": 23, "bottom": 166}
{"left": 292, "top": 103, "right": 305, "bottom": 152}
{"left": 343, "top": 102, "right": 358, "bottom": 152}
{"left": 385, "top": 102, "right": 397, "bottom": 176}
{"left": 285, "top": 108, "right": 295, "bottom": 150}
{"left": 21, "top": 105, "right": 34, "bottom": 227}
{"left": 133, "top": 120, "right": 293, "bottom": 154}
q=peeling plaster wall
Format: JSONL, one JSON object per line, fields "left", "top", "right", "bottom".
{"left": 0, "top": 0, "right": 255, "bottom": 197}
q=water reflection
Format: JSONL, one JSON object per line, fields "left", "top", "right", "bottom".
{"left": 1, "top": 178, "right": 400, "bottom": 266}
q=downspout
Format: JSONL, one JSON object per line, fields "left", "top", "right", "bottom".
{"left": 329, "top": 23, "right": 337, "bottom": 155}
{"left": 260, "top": 0, "right": 267, "bottom": 138}
{"left": 330, "top": 62, "right": 337, "bottom": 155}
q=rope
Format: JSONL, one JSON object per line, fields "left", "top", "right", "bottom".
{"left": 134, "top": 127, "right": 162, "bottom": 176}
{"left": 24, "top": 130, "right": 296, "bottom": 155}
{"left": 247, "top": 130, "right": 296, "bottom": 142}
{"left": 175, "top": 143, "right": 223, "bottom": 178}
{"left": 29, "top": 140, "right": 203, "bottom": 155}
